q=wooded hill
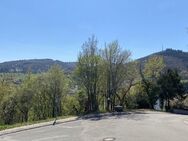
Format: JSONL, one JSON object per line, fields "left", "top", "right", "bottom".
{"left": 0, "top": 59, "right": 76, "bottom": 73}
{"left": 139, "top": 48, "right": 188, "bottom": 79}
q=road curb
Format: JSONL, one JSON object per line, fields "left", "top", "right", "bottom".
{"left": 0, "top": 111, "right": 148, "bottom": 136}
{"left": 0, "top": 117, "right": 79, "bottom": 136}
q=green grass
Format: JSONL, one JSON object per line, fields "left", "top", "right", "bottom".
{"left": 0, "top": 115, "right": 73, "bottom": 131}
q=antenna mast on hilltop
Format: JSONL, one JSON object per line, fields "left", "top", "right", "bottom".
{"left": 162, "top": 44, "right": 164, "bottom": 52}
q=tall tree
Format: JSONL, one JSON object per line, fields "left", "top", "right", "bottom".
{"left": 47, "top": 65, "right": 65, "bottom": 117}
{"left": 140, "top": 56, "right": 165, "bottom": 109}
{"left": 116, "top": 62, "right": 139, "bottom": 107}
{"left": 17, "top": 73, "right": 35, "bottom": 122}
{"left": 101, "top": 41, "right": 133, "bottom": 111}
{"left": 76, "top": 36, "right": 101, "bottom": 112}
{"left": 30, "top": 75, "right": 52, "bottom": 120}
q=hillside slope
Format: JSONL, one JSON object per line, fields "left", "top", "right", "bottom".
{"left": 0, "top": 59, "right": 76, "bottom": 73}
{"left": 138, "top": 48, "right": 188, "bottom": 79}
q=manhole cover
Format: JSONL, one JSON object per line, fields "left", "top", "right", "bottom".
{"left": 103, "top": 137, "right": 116, "bottom": 141}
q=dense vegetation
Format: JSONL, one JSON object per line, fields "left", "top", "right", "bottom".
{"left": 0, "top": 36, "right": 187, "bottom": 128}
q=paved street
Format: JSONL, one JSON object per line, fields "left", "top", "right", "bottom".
{"left": 0, "top": 111, "right": 188, "bottom": 141}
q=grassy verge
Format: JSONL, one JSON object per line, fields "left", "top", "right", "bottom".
{"left": 0, "top": 115, "right": 73, "bottom": 131}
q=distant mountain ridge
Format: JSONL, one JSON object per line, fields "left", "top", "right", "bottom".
{"left": 0, "top": 49, "right": 188, "bottom": 78}
{"left": 138, "top": 48, "right": 188, "bottom": 79}
{"left": 0, "top": 59, "right": 76, "bottom": 73}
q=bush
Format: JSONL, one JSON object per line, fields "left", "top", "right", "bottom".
{"left": 62, "top": 96, "right": 80, "bottom": 115}
{"left": 125, "top": 93, "right": 137, "bottom": 109}
{"left": 0, "top": 95, "right": 18, "bottom": 125}
{"left": 75, "top": 90, "right": 87, "bottom": 114}
{"left": 135, "top": 92, "right": 150, "bottom": 109}
{"left": 126, "top": 84, "right": 150, "bottom": 109}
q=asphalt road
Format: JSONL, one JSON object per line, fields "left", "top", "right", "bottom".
{"left": 0, "top": 110, "right": 188, "bottom": 141}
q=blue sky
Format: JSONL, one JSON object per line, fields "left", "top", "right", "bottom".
{"left": 0, "top": 0, "right": 188, "bottom": 62}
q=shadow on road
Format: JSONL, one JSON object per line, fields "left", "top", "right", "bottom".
{"left": 82, "top": 111, "right": 149, "bottom": 121}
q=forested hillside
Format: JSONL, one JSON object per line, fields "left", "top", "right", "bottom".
{"left": 139, "top": 48, "right": 188, "bottom": 79}
{"left": 0, "top": 59, "right": 76, "bottom": 73}
{"left": 0, "top": 49, "right": 188, "bottom": 78}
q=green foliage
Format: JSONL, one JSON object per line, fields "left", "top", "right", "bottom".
{"left": 140, "top": 56, "right": 165, "bottom": 109}
{"left": 101, "top": 41, "right": 135, "bottom": 110}
{"left": 1, "top": 38, "right": 188, "bottom": 129}
{"left": 62, "top": 96, "right": 79, "bottom": 115}
{"left": 29, "top": 75, "right": 52, "bottom": 121}
{"left": 75, "top": 39, "right": 138, "bottom": 112}
{"left": 129, "top": 84, "right": 150, "bottom": 109}
{"left": 47, "top": 65, "right": 65, "bottom": 117}
{"left": 0, "top": 77, "right": 17, "bottom": 125}
{"left": 75, "top": 90, "right": 87, "bottom": 114}
{"left": 124, "top": 93, "right": 137, "bottom": 109}
{"left": 62, "top": 89, "right": 88, "bottom": 116}
{"left": 0, "top": 95, "right": 18, "bottom": 125}
{"left": 157, "top": 69, "right": 185, "bottom": 110}
{"left": 0, "top": 65, "right": 68, "bottom": 125}
{"left": 144, "top": 56, "right": 165, "bottom": 79}
{"left": 17, "top": 74, "right": 36, "bottom": 122}
{"left": 75, "top": 36, "right": 101, "bottom": 112}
